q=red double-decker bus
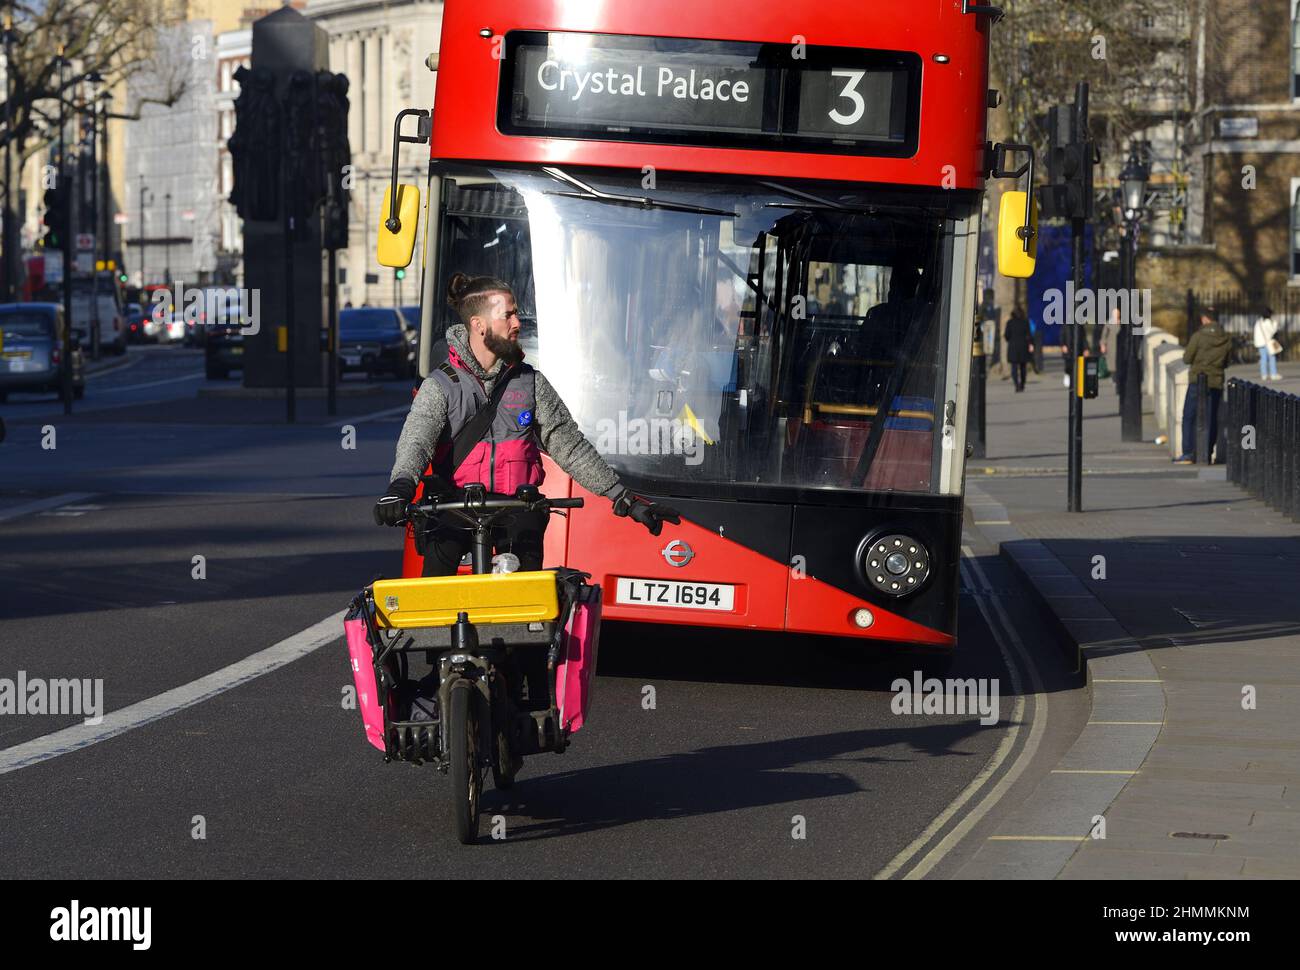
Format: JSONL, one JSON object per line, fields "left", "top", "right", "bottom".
{"left": 378, "top": 0, "right": 1034, "bottom": 656}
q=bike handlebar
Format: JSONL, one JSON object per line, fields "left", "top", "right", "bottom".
{"left": 406, "top": 494, "right": 584, "bottom": 519}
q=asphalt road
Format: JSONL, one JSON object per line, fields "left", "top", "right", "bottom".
{"left": 0, "top": 345, "right": 1086, "bottom": 878}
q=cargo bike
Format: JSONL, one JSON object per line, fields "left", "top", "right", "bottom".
{"left": 345, "top": 484, "right": 602, "bottom": 844}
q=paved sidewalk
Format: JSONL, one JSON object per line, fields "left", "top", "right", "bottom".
{"left": 961, "top": 359, "right": 1300, "bottom": 879}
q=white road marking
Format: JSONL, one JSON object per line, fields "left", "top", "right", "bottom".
{"left": 0, "top": 492, "right": 95, "bottom": 524}
{"left": 333, "top": 403, "right": 412, "bottom": 428}
{"left": 85, "top": 357, "right": 143, "bottom": 381}
{"left": 0, "top": 609, "right": 347, "bottom": 776}
{"left": 97, "top": 372, "right": 205, "bottom": 394}
{"left": 1093, "top": 678, "right": 1163, "bottom": 683}
{"left": 874, "top": 547, "right": 1049, "bottom": 880}
{"left": 1052, "top": 769, "right": 1138, "bottom": 775}
{"left": 1088, "top": 721, "right": 1163, "bottom": 726}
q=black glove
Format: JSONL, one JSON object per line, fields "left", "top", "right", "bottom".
{"left": 373, "top": 477, "right": 416, "bottom": 527}
{"left": 611, "top": 488, "right": 681, "bottom": 537}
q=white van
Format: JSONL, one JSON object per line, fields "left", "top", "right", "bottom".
{"left": 69, "top": 277, "right": 126, "bottom": 355}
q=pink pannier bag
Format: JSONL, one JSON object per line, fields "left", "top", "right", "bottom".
{"left": 344, "top": 613, "right": 386, "bottom": 752}
{"left": 555, "top": 583, "right": 602, "bottom": 735}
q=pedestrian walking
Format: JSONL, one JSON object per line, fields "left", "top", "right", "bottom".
{"left": 1254, "top": 307, "right": 1282, "bottom": 381}
{"left": 980, "top": 290, "right": 1005, "bottom": 379}
{"left": 1174, "top": 305, "right": 1233, "bottom": 464}
{"left": 1108, "top": 306, "right": 1124, "bottom": 392}
{"left": 1003, "top": 305, "right": 1032, "bottom": 392}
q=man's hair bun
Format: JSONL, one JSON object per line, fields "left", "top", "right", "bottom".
{"left": 445, "top": 273, "right": 515, "bottom": 324}
{"left": 446, "top": 272, "right": 474, "bottom": 308}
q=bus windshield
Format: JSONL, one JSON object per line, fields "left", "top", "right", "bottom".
{"left": 434, "top": 165, "right": 971, "bottom": 496}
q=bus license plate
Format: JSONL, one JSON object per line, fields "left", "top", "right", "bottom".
{"left": 615, "top": 578, "right": 734, "bottom": 611}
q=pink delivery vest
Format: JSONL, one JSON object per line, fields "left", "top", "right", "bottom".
{"left": 429, "top": 347, "right": 544, "bottom": 494}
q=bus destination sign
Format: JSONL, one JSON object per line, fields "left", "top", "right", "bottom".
{"left": 500, "top": 32, "right": 920, "bottom": 157}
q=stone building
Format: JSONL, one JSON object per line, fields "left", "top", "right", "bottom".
{"left": 305, "top": 0, "right": 443, "bottom": 308}
{"left": 215, "top": 28, "right": 252, "bottom": 285}
{"left": 1140, "top": 0, "right": 1300, "bottom": 333}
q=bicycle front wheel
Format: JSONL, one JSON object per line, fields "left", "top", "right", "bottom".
{"left": 449, "top": 678, "right": 483, "bottom": 844}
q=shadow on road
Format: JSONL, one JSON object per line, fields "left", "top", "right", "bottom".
{"left": 490, "top": 719, "right": 997, "bottom": 843}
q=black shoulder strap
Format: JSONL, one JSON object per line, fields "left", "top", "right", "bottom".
{"left": 448, "top": 365, "right": 515, "bottom": 473}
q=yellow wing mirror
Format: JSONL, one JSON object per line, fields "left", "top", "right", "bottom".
{"left": 377, "top": 183, "right": 419, "bottom": 268}
{"left": 997, "top": 189, "right": 1038, "bottom": 279}
{"left": 376, "top": 108, "right": 432, "bottom": 269}
{"left": 989, "top": 143, "right": 1038, "bottom": 280}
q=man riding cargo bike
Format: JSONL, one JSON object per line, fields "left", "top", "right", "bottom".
{"left": 374, "top": 273, "right": 680, "bottom": 561}
{"left": 344, "top": 273, "right": 679, "bottom": 843}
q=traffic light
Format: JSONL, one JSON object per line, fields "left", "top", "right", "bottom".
{"left": 395, "top": 268, "right": 406, "bottom": 281}
{"left": 1040, "top": 103, "right": 1096, "bottom": 221}
{"left": 43, "top": 184, "right": 69, "bottom": 249}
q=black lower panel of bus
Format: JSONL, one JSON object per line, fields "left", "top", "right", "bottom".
{"left": 635, "top": 487, "right": 961, "bottom": 639}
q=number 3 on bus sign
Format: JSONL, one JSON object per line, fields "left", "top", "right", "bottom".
{"left": 828, "top": 70, "right": 866, "bottom": 126}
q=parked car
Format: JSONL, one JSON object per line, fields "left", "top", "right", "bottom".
{"left": 338, "top": 307, "right": 416, "bottom": 379}
{"left": 0, "top": 303, "right": 85, "bottom": 403}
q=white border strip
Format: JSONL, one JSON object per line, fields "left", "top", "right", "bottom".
{"left": 0, "top": 609, "right": 346, "bottom": 776}
{"left": 872, "top": 547, "right": 1048, "bottom": 880}
{"left": 0, "top": 493, "right": 95, "bottom": 524}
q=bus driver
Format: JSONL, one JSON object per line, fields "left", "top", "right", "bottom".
{"left": 374, "top": 273, "right": 680, "bottom": 575}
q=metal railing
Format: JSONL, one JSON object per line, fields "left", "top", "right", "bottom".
{"left": 1224, "top": 378, "right": 1300, "bottom": 522}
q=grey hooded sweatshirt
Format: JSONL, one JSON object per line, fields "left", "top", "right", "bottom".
{"left": 388, "top": 324, "right": 624, "bottom": 498}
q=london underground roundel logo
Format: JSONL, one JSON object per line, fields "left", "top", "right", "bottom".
{"left": 661, "top": 539, "right": 694, "bottom": 567}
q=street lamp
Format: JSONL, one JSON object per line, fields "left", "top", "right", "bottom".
{"left": 2, "top": 9, "right": 16, "bottom": 302}
{"left": 163, "top": 190, "right": 172, "bottom": 284}
{"left": 84, "top": 71, "right": 104, "bottom": 359}
{"left": 1117, "top": 142, "right": 1150, "bottom": 443}
{"left": 98, "top": 90, "right": 111, "bottom": 267}
{"left": 1120, "top": 144, "right": 1150, "bottom": 219}
{"left": 138, "top": 174, "right": 152, "bottom": 289}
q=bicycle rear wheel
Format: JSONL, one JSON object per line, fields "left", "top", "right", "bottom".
{"left": 449, "top": 678, "right": 483, "bottom": 844}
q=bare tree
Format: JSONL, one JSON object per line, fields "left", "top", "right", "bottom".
{"left": 991, "top": 0, "right": 1190, "bottom": 165}
{"left": 3, "top": 0, "right": 193, "bottom": 168}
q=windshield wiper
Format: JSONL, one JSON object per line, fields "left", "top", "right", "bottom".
{"left": 541, "top": 166, "right": 735, "bottom": 217}
{"left": 757, "top": 180, "right": 890, "bottom": 215}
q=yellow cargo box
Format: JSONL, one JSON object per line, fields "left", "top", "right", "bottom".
{"left": 371, "top": 571, "right": 560, "bottom": 629}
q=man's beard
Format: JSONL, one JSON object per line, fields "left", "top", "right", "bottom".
{"left": 484, "top": 330, "right": 524, "bottom": 366}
